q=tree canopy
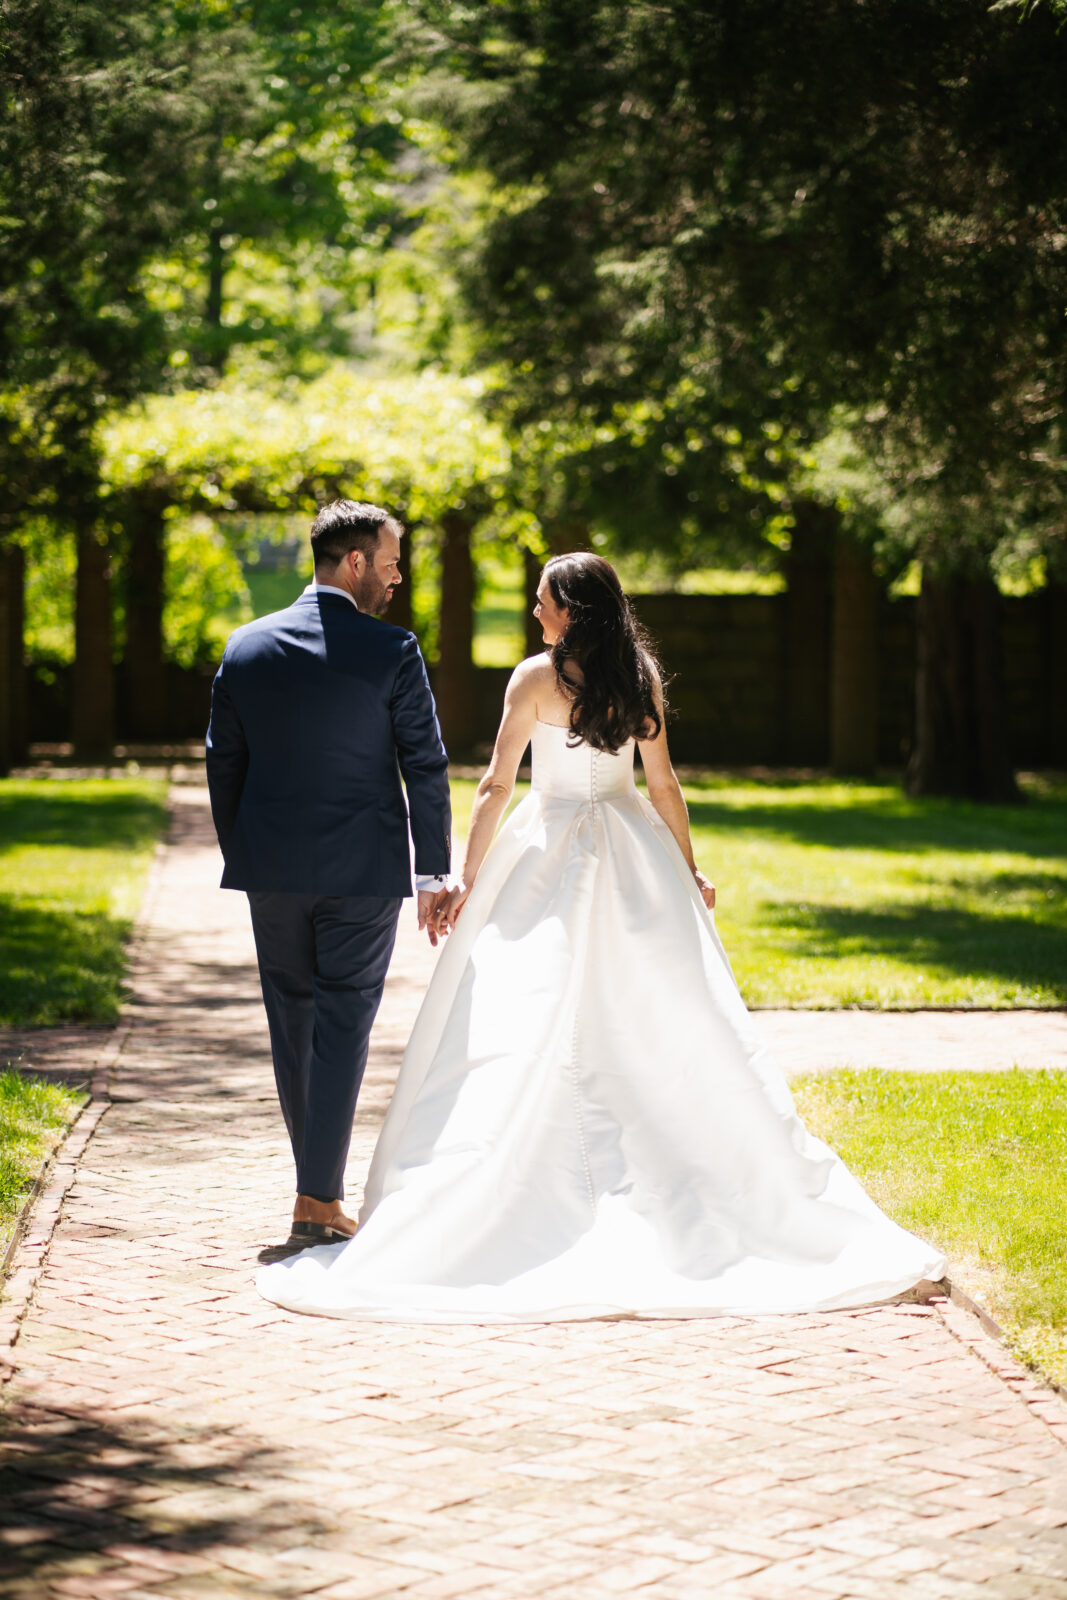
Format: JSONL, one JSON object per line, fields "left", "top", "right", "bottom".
{"left": 411, "top": 0, "right": 1067, "bottom": 576}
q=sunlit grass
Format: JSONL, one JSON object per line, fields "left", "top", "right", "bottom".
{"left": 0, "top": 1068, "right": 87, "bottom": 1245}
{"left": 793, "top": 1069, "right": 1067, "bottom": 1389}
{"left": 448, "top": 770, "right": 1067, "bottom": 1008}
{"left": 474, "top": 550, "right": 525, "bottom": 668}
{"left": 0, "top": 780, "right": 168, "bottom": 1025}
{"left": 243, "top": 562, "right": 309, "bottom": 619}
{"left": 681, "top": 772, "right": 1066, "bottom": 1008}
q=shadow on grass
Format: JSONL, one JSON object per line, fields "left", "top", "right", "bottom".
{"left": 0, "top": 786, "right": 167, "bottom": 858}
{"left": 0, "top": 898, "right": 128, "bottom": 1027}
{"left": 685, "top": 791, "right": 1067, "bottom": 859}
{"left": 763, "top": 900, "right": 1067, "bottom": 999}
{"left": 0, "top": 1403, "right": 333, "bottom": 1590}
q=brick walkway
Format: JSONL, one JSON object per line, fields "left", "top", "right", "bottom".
{"left": 3, "top": 787, "right": 1067, "bottom": 1599}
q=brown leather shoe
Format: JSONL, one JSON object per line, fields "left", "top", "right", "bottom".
{"left": 289, "top": 1194, "right": 358, "bottom": 1244}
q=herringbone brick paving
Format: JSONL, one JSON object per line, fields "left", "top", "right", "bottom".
{"left": 2, "top": 786, "right": 1067, "bottom": 1599}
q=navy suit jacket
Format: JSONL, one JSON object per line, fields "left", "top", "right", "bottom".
{"left": 205, "top": 591, "right": 451, "bottom": 897}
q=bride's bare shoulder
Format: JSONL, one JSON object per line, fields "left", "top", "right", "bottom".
{"left": 511, "top": 651, "right": 554, "bottom": 685}
{"left": 509, "top": 652, "right": 577, "bottom": 725}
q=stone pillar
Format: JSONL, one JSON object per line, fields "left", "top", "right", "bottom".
{"left": 125, "top": 504, "right": 168, "bottom": 739}
{"left": 830, "top": 531, "right": 878, "bottom": 775}
{"left": 435, "top": 510, "right": 477, "bottom": 753}
{"left": 782, "top": 501, "right": 834, "bottom": 765}
{"left": 906, "top": 566, "right": 1019, "bottom": 801}
{"left": 524, "top": 547, "right": 545, "bottom": 658}
{"left": 1047, "top": 580, "right": 1067, "bottom": 768}
{"left": 72, "top": 520, "right": 116, "bottom": 760}
{"left": 386, "top": 522, "right": 414, "bottom": 634}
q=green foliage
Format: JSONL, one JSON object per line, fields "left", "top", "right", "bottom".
{"left": 164, "top": 514, "right": 251, "bottom": 667}
{"left": 0, "top": 780, "right": 168, "bottom": 1025}
{"left": 0, "top": 0, "right": 250, "bottom": 528}
{"left": 0, "top": 1068, "right": 86, "bottom": 1241}
{"left": 100, "top": 364, "right": 514, "bottom": 523}
{"left": 793, "top": 1069, "right": 1067, "bottom": 1389}
{"left": 414, "top": 0, "right": 1067, "bottom": 574}
{"left": 135, "top": 0, "right": 411, "bottom": 382}
{"left": 22, "top": 521, "right": 77, "bottom": 664}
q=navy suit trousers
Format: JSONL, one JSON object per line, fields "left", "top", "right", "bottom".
{"left": 247, "top": 893, "right": 402, "bottom": 1200}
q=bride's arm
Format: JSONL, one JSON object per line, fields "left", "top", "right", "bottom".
{"left": 638, "top": 692, "right": 716, "bottom": 910}
{"left": 440, "top": 658, "right": 539, "bottom": 925}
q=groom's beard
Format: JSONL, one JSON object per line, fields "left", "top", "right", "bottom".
{"left": 353, "top": 571, "right": 393, "bottom": 615}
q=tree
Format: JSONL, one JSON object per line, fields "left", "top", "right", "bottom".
{"left": 0, "top": 1, "right": 425, "bottom": 757}
{"left": 0, "top": 0, "right": 252, "bottom": 757}
{"left": 98, "top": 365, "right": 515, "bottom": 747}
{"left": 409, "top": 0, "right": 1067, "bottom": 796}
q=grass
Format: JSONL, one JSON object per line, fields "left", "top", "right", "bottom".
{"left": 475, "top": 552, "right": 526, "bottom": 668}
{"left": 682, "top": 771, "right": 1067, "bottom": 1008}
{"left": 792, "top": 1068, "right": 1067, "bottom": 1389}
{"left": 0, "top": 1067, "right": 87, "bottom": 1246}
{"left": 446, "top": 769, "right": 1067, "bottom": 1008}
{"left": 0, "top": 780, "right": 169, "bottom": 1026}
{"left": 244, "top": 561, "right": 310, "bottom": 619}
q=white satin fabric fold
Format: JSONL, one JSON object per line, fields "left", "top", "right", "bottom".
{"left": 257, "top": 723, "right": 945, "bottom": 1322}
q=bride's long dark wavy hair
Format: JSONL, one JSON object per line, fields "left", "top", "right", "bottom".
{"left": 544, "top": 552, "right": 665, "bottom": 753}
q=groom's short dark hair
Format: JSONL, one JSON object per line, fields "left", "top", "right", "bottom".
{"left": 310, "top": 500, "right": 402, "bottom": 571}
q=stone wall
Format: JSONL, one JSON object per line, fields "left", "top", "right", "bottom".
{"left": 465, "top": 591, "right": 1059, "bottom": 768}
{"left": 25, "top": 587, "right": 1061, "bottom": 768}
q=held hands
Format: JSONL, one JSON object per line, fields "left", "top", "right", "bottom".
{"left": 417, "top": 883, "right": 473, "bottom": 944}
{"left": 417, "top": 888, "right": 449, "bottom": 947}
{"left": 437, "top": 882, "right": 472, "bottom": 934}
{"left": 693, "top": 869, "right": 716, "bottom": 910}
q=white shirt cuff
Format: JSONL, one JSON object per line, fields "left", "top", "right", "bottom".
{"left": 415, "top": 873, "right": 450, "bottom": 893}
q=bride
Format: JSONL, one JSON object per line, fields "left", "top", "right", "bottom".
{"left": 257, "top": 552, "right": 945, "bottom": 1322}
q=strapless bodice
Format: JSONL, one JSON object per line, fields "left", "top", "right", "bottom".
{"left": 530, "top": 720, "right": 636, "bottom": 802}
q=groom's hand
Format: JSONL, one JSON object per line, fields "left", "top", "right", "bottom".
{"left": 418, "top": 888, "right": 449, "bottom": 946}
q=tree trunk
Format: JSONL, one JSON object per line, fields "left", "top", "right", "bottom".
{"left": 523, "top": 547, "right": 545, "bottom": 658}
{"left": 125, "top": 504, "right": 167, "bottom": 739}
{"left": 830, "top": 530, "right": 878, "bottom": 775}
{"left": 0, "top": 541, "right": 28, "bottom": 773}
{"left": 1047, "top": 578, "right": 1067, "bottom": 769}
{"left": 386, "top": 522, "right": 414, "bottom": 633}
{"left": 542, "top": 518, "right": 588, "bottom": 557}
{"left": 906, "top": 568, "right": 1020, "bottom": 801}
{"left": 72, "top": 520, "right": 116, "bottom": 760}
{"left": 783, "top": 500, "right": 835, "bottom": 764}
{"left": 205, "top": 209, "right": 227, "bottom": 373}
{"left": 435, "top": 510, "right": 476, "bottom": 754}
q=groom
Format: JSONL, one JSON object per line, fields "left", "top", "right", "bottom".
{"left": 206, "top": 500, "right": 451, "bottom": 1244}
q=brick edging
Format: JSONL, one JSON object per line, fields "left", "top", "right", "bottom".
{"left": 0, "top": 818, "right": 171, "bottom": 1395}
{"left": 934, "top": 1286, "right": 1067, "bottom": 1449}
{"left": 0, "top": 1024, "right": 127, "bottom": 1391}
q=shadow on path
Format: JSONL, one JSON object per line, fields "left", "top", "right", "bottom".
{"left": 0, "top": 1401, "right": 332, "bottom": 1597}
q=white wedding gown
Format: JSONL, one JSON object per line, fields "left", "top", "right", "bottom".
{"left": 256, "top": 722, "right": 946, "bottom": 1322}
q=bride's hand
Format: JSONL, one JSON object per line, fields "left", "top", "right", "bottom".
{"left": 440, "top": 882, "right": 472, "bottom": 930}
{"left": 693, "top": 869, "right": 716, "bottom": 910}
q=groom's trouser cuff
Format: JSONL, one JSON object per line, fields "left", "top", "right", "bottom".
{"left": 248, "top": 892, "right": 402, "bottom": 1200}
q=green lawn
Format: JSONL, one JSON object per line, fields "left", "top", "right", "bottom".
{"left": 793, "top": 1069, "right": 1067, "bottom": 1389}
{"left": 244, "top": 561, "right": 310, "bottom": 619}
{"left": 0, "top": 1067, "right": 86, "bottom": 1247}
{"left": 0, "top": 780, "right": 169, "bottom": 1026}
{"left": 448, "top": 770, "right": 1067, "bottom": 1008}
{"left": 685, "top": 772, "right": 1066, "bottom": 1008}
{"left": 475, "top": 550, "right": 526, "bottom": 668}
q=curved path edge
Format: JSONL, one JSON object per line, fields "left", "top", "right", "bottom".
{"left": 0, "top": 829, "right": 168, "bottom": 1393}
